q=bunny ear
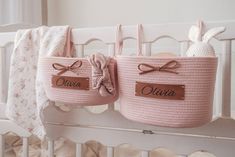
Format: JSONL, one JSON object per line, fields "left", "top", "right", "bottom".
{"left": 202, "top": 27, "right": 226, "bottom": 43}
{"left": 188, "top": 25, "right": 200, "bottom": 42}
{"left": 188, "top": 20, "right": 204, "bottom": 42}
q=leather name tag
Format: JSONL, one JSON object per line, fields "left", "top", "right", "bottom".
{"left": 52, "top": 75, "right": 89, "bottom": 90}
{"left": 135, "top": 81, "right": 185, "bottom": 100}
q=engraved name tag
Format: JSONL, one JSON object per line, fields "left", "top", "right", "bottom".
{"left": 52, "top": 75, "right": 89, "bottom": 90}
{"left": 135, "top": 81, "right": 185, "bottom": 100}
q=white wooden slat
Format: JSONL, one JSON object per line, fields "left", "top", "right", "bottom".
{"left": 0, "top": 103, "right": 6, "bottom": 119}
{"left": 0, "top": 47, "right": 7, "bottom": 103}
{"left": 107, "top": 44, "right": 116, "bottom": 111}
{"left": 107, "top": 146, "right": 114, "bottom": 157}
{"left": 143, "top": 43, "right": 151, "bottom": 56}
{"left": 107, "top": 103, "right": 115, "bottom": 111}
{"left": 0, "top": 135, "right": 4, "bottom": 157}
{"left": 41, "top": 0, "right": 48, "bottom": 25}
{"left": 221, "top": 40, "right": 232, "bottom": 117}
{"left": 22, "top": 137, "right": 29, "bottom": 157}
{"left": 180, "top": 41, "right": 189, "bottom": 57}
{"left": 48, "top": 140, "right": 54, "bottom": 157}
{"left": 108, "top": 44, "right": 115, "bottom": 57}
{"left": 75, "top": 45, "right": 84, "bottom": 57}
{"left": 0, "top": 47, "right": 4, "bottom": 103}
{"left": 76, "top": 143, "right": 82, "bottom": 157}
{"left": 16, "top": 0, "right": 23, "bottom": 22}
{"left": 214, "top": 53, "right": 223, "bottom": 116}
{"left": 74, "top": 45, "right": 80, "bottom": 57}
{"left": 141, "top": 151, "right": 149, "bottom": 157}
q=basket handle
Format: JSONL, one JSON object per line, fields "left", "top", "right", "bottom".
{"left": 116, "top": 24, "right": 143, "bottom": 56}
{"left": 64, "top": 27, "right": 74, "bottom": 57}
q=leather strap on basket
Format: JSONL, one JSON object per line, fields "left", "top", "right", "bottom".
{"left": 64, "top": 27, "right": 75, "bottom": 57}
{"left": 116, "top": 24, "right": 143, "bottom": 56}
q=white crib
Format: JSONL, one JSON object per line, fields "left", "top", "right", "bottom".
{"left": 0, "top": 21, "right": 235, "bottom": 157}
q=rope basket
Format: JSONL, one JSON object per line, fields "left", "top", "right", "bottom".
{"left": 116, "top": 25, "right": 218, "bottom": 127}
{"left": 39, "top": 57, "right": 118, "bottom": 106}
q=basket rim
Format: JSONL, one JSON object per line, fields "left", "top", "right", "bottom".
{"left": 39, "top": 56, "right": 116, "bottom": 61}
{"left": 38, "top": 56, "right": 217, "bottom": 61}
{"left": 115, "top": 55, "right": 218, "bottom": 60}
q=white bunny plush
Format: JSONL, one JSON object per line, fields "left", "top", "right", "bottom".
{"left": 186, "top": 21, "right": 226, "bottom": 57}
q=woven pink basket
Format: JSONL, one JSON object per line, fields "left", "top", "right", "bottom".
{"left": 116, "top": 25, "right": 218, "bottom": 127}
{"left": 38, "top": 57, "right": 118, "bottom": 106}
{"left": 38, "top": 29, "right": 118, "bottom": 105}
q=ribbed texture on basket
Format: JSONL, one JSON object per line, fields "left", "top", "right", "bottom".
{"left": 38, "top": 57, "right": 118, "bottom": 106}
{"left": 117, "top": 56, "right": 217, "bottom": 128}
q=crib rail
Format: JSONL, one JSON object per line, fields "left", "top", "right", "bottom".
{"left": 0, "top": 23, "right": 35, "bottom": 32}
{"left": 0, "top": 21, "right": 235, "bottom": 157}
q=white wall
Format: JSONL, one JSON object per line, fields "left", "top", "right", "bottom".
{"left": 0, "top": 0, "right": 42, "bottom": 25}
{"left": 47, "top": 0, "right": 235, "bottom": 27}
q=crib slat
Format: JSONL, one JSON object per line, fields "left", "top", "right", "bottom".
{"left": 16, "top": 0, "right": 23, "bottom": 22}
{"left": 143, "top": 43, "right": 151, "bottom": 56}
{"left": 41, "top": 0, "right": 48, "bottom": 25}
{"left": 221, "top": 40, "right": 232, "bottom": 117}
{"left": 76, "top": 143, "right": 82, "bottom": 157}
{"left": 107, "top": 146, "right": 114, "bottom": 157}
{"left": 48, "top": 140, "right": 54, "bottom": 157}
{"left": 107, "top": 103, "right": 115, "bottom": 111}
{"left": 108, "top": 44, "right": 115, "bottom": 56}
{"left": 0, "top": 135, "right": 4, "bottom": 157}
{"left": 76, "top": 45, "right": 84, "bottom": 57}
{"left": 141, "top": 150, "right": 149, "bottom": 157}
{"left": 22, "top": 137, "right": 29, "bottom": 157}
{"left": 0, "top": 47, "right": 6, "bottom": 103}
{"left": 215, "top": 53, "right": 222, "bottom": 116}
{"left": 107, "top": 44, "right": 116, "bottom": 111}
{"left": 180, "top": 41, "right": 189, "bottom": 57}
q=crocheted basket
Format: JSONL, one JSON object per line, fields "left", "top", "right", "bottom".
{"left": 117, "top": 56, "right": 217, "bottom": 127}
{"left": 116, "top": 25, "right": 217, "bottom": 127}
{"left": 38, "top": 57, "right": 118, "bottom": 105}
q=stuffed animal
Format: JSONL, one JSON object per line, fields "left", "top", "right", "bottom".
{"left": 186, "top": 21, "right": 225, "bottom": 57}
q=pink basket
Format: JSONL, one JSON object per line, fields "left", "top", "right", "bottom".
{"left": 38, "top": 57, "right": 118, "bottom": 106}
{"left": 116, "top": 25, "right": 218, "bottom": 127}
{"left": 117, "top": 56, "right": 217, "bottom": 127}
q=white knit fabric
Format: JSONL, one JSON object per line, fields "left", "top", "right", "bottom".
{"left": 186, "top": 42, "right": 215, "bottom": 57}
{"left": 6, "top": 26, "right": 71, "bottom": 139}
{"left": 186, "top": 21, "right": 225, "bottom": 57}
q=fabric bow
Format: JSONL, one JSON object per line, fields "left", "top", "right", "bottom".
{"left": 88, "top": 53, "right": 114, "bottom": 97}
{"left": 138, "top": 60, "right": 180, "bottom": 75}
{"left": 52, "top": 60, "right": 82, "bottom": 75}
